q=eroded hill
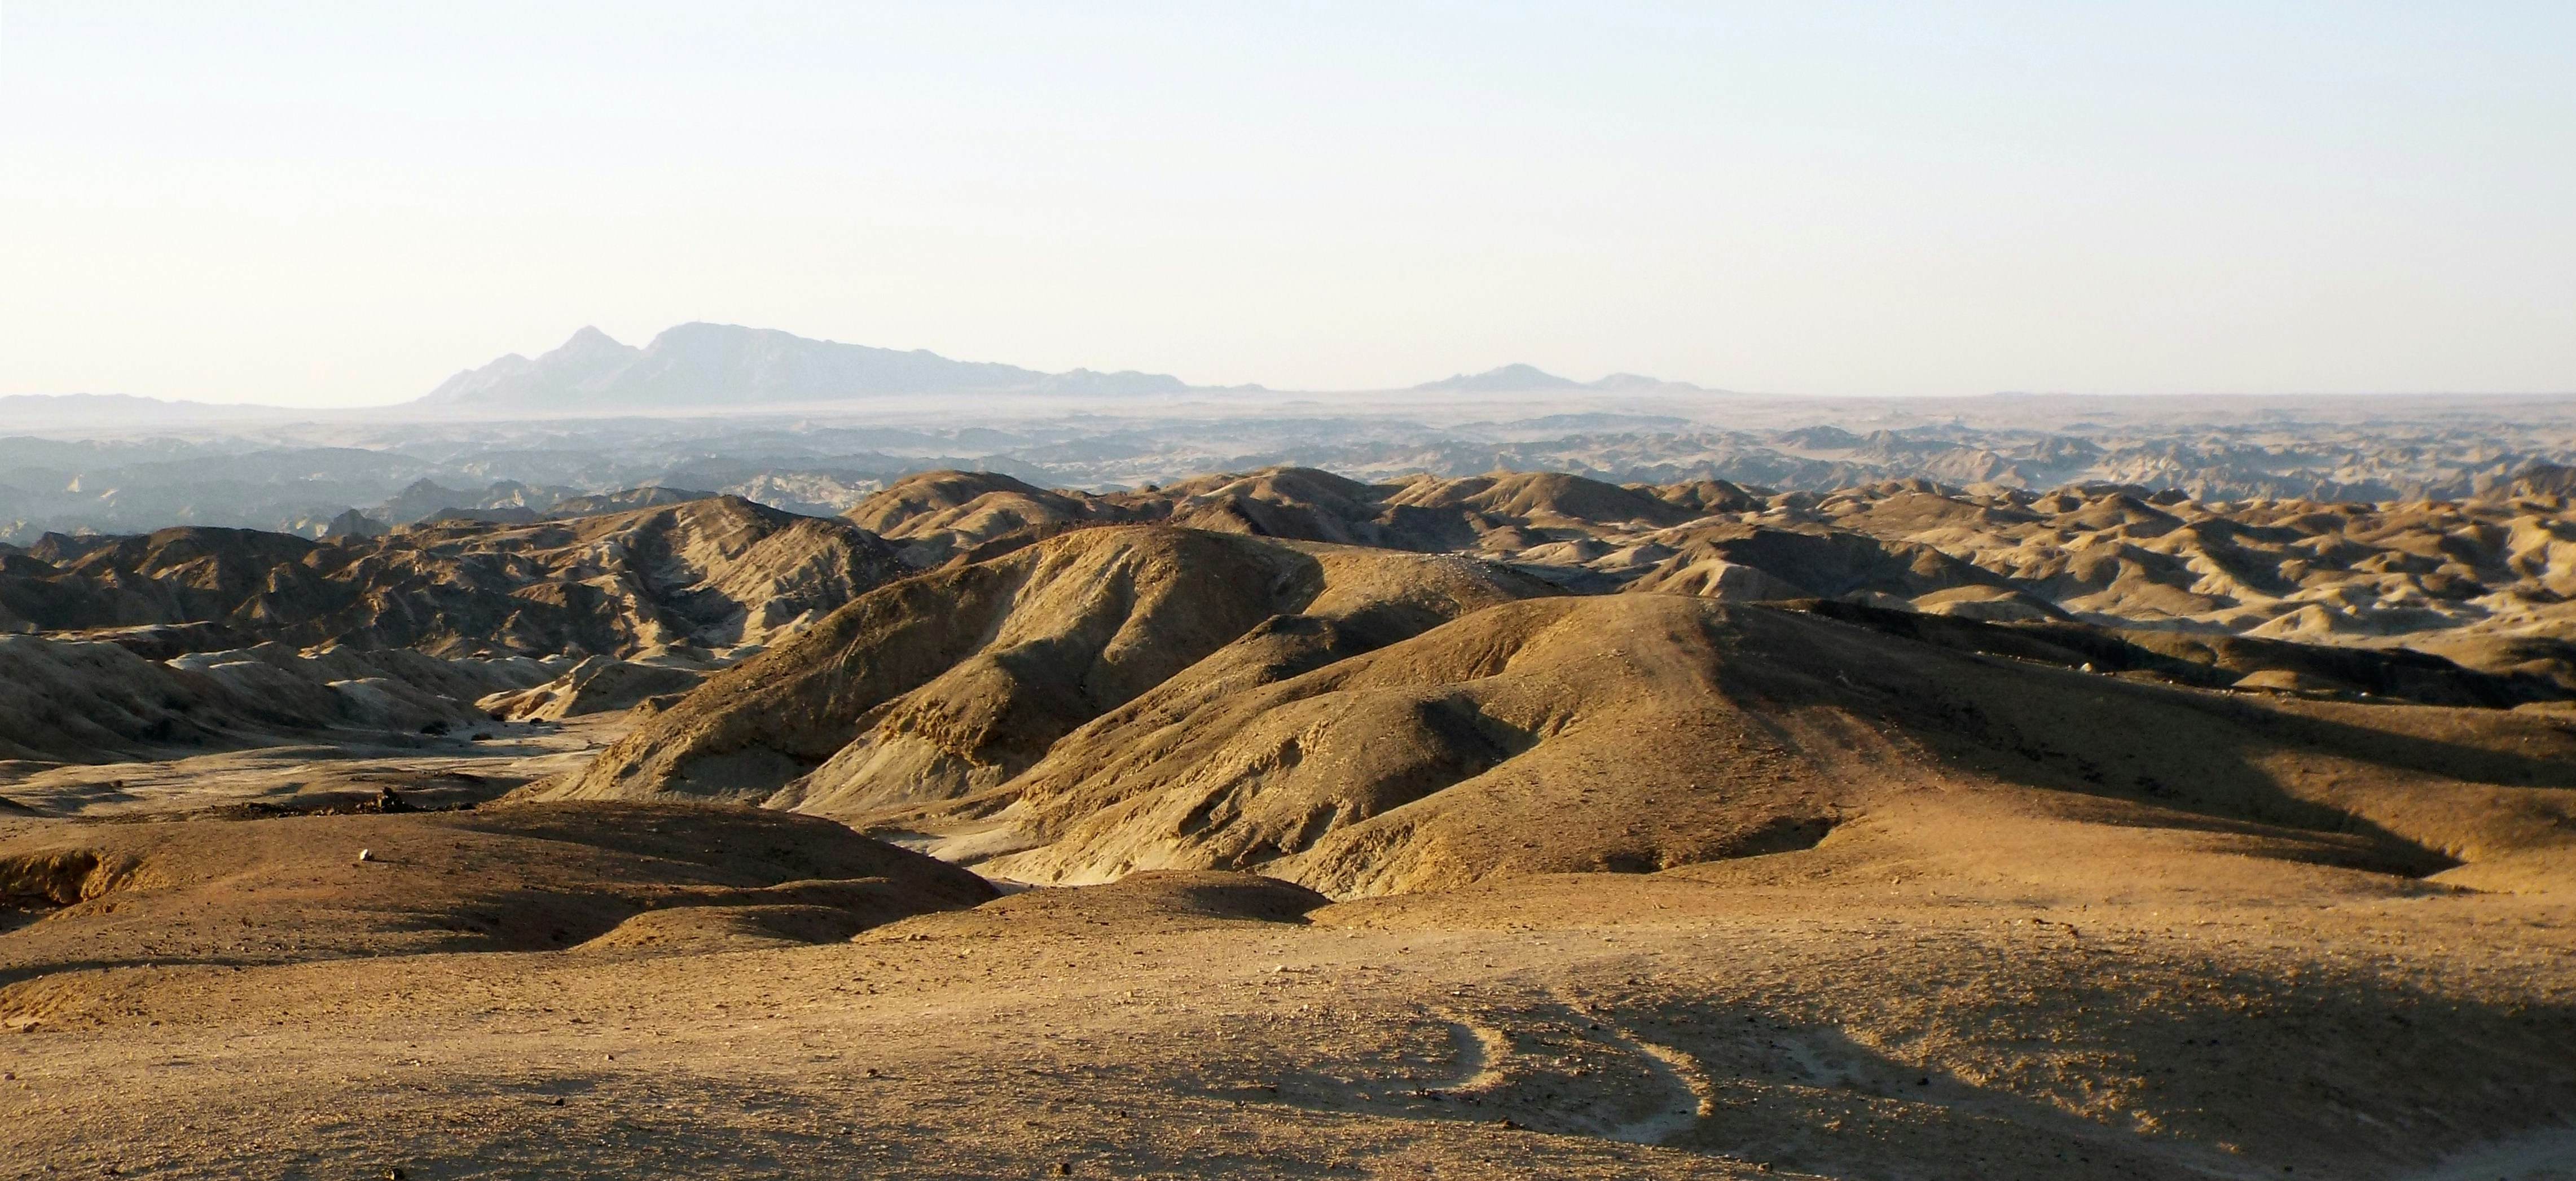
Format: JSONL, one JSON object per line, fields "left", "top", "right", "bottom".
{"left": 849, "top": 467, "right": 2576, "bottom": 670}
{"left": 0, "top": 494, "right": 899, "bottom": 660}
{"left": 5, "top": 466, "right": 2570, "bottom": 778}
{"left": 0, "top": 495, "right": 915, "bottom": 767}
{"left": 10, "top": 468, "right": 2576, "bottom": 1180}
{"left": 539, "top": 522, "right": 2576, "bottom": 902}
{"left": 541, "top": 526, "right": 1554, "bottom": 809}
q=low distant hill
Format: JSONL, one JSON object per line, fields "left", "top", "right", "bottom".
{"left": 0, "top": 393, "right": 294, "bottom": 424}
{"left": 1412, "top": 363, "right": 1719, "bottom": 393}
{"left": 416, "top": 323, "right": 1191, "bottom": 409}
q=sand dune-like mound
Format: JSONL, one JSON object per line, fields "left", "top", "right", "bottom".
{"left": 863, "top": 593, "right": 2576, "bottom": 898}
{"left": 0, "top": 801, "right": 992, "bottom": 983}
{"left": 540, "top": 526, "right": 1553, "bottom": 810}
{"left": 16, "top": 468, "right": 2560, "bottom": 758}
{"left": 512, "top": 513, "right": 2576, "bottom": 903}
{"left": 843, "top": 469, "right": 1131, "bottom": 567}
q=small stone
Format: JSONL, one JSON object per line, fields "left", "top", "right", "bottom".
{"left": 357, "top": 849, "right": 375, "bottom": 863}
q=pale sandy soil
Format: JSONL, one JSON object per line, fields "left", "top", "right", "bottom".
{"left": 6, "top": 828, "right": 2574, "bottom": 1180}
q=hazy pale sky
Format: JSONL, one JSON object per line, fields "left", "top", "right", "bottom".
{"left": 2, "top": 2, "right": 2571, "bottom": 407}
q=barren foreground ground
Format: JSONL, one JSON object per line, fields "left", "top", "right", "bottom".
{"left": 5, "top": 731, "right": 2573, "bottom": 1180}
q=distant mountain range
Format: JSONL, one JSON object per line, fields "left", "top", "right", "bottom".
{"left": 0, "top": 393, "right": 291, "bottom": 424}
{"left": 416, "top": 323, "right": 1194, "bottom": 408}
{"left": 1412, "top": 363, "right": 1720, "bottom": 394}
{"left": 0, "top": 328, "right": 1726, "bottom": 422}
{"left": 419, "top": 324, "right": 1724, "bottom": 408}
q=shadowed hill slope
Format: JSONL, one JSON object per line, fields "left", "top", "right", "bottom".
{"left": 915, "top": 594, "right": 2576, "bottom": 897}
{"left": 0, "top": 800, "right": 995, "bottom": 981}
{"left": 0, "top": 496, "right": 902, "bottom": 659}
{"left": 530, "top": 517, "right": 2576, "bottom": 902}
{"left": 0, "top": 634, "right": 553, "bottom": 765}
{"left": 536, "top": 525, "right": 1555, "bottom": 809}
{"left": 10, "top": 467, "right": 2573, "bottom": 827}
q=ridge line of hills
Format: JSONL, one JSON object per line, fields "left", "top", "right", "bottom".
{"left": 8, "top": 463, "right": 2576, "bottom": 1177}
{"left": 3, "top": 463, "right": 2575, "bottom": 775}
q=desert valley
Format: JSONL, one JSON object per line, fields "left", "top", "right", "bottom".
{"left": 7, "top": 8, "right": 2573, "bottom": 1175}
{"left": 5, "top": 455, "right": 2575, "bottom": 1178}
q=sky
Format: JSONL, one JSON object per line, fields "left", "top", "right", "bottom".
{"left": 1, "top": 2, "right": 2571, "bottom": 407}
